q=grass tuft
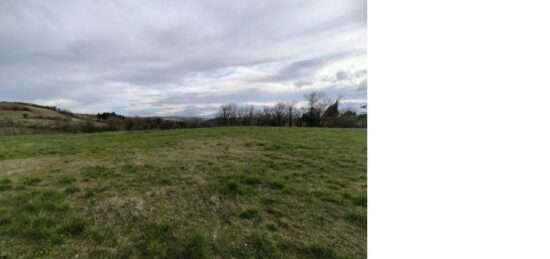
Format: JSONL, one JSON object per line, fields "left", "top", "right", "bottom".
{"left": 223, "top": 181, "right": 243, "bottom": 195}
{"left": 19, "top": 177, "right": 42, "bottom": 186}
{"left": 240, "top": 209, "right": 262, "bottom": 221}
{"left": 135, "top": 222, "right": 182, "bottom": 257}
{"left": 57, "top": 217, "right": 87, "bottom": 235}
{"left": 267, "top": 179, "right": 285, "bottom": 190}
{"left": 343, "top": 192, "right": 367, "bottom": 207}
{"left": 83, "top": 166, "right": 114, "bottom": 179}
{"left": 243, "top": 175, "right": 262, "bottom": 186}
{"left": 266, "top": 222, "right": 278, "bottom": 231}
{"left": 64, "top": 186, "right": 80, "bottom": 194}
{"left": 0, "top": 179, "right": 12, "bottom": 191}
{"left": 345, "top": 207, "right": 367, "bottom": 228}
{"left": 57, "top": 176, "right": 76, "bottom": 185}
{"left": 86, "top": 226, "right": 116, "bottom": 245}
{"left": 302, "top": 242, "right": 343, "bottom": 259}
{"left": 182, "top": 229, "right": 211, "bottom": 259}
{"left": 250, "top": 231, "right": 280, "bottom": 258}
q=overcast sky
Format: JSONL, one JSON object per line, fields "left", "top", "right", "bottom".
{"left": 0, "top": 0, "right": 366, "bottom": 117}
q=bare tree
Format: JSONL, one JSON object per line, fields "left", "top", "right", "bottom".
{"left": 286, "top": 100, "right": 298, "bottom": 127}
{"left": 240, "top": 104, "right": 256, "bottom": 126}
{"left": 303, "top": 91, "right": 332, "bottom": 127}
{"left": 211, "top": 91, "right": 366, "bottom": 129}
{"left": 260, "top": 106, "right": 273, "bottom": 126}
{"left": 319, "top": 94, "right": 333, "bottom": 113}
{"left": 304, "top": 91, "right": 319, "bottom": 112}
{"left": 236, "top": 105, "right": 246, "bottom": 125}
{"left": 304, "top": 91, "right": 332, "bottom": 112}
{"left": 272, "top": 102, "right": 287, "bottom": 126}
{"left": 217, "top": 103, "right": 238, "bottom": 126}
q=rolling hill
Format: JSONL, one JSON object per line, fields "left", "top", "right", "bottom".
{"left": 0, "top": 102, "right": 105, "bottom": 135}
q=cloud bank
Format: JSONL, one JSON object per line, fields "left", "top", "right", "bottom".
{"left": 0, "top": 0, "right": 366, "bottom": 117}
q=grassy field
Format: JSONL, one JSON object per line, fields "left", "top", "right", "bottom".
{"left": 0, "top": 127, "right": 367, "bottom": 258}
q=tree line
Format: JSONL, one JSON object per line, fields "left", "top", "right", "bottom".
{"left": 215, "top": 91, "right": 367, "bottom": 128}
{"left": 95, "top": 113, "right": 209, "bottom": 132}
{"left": 0, "top": 92, "right": 366, "bottom": 135}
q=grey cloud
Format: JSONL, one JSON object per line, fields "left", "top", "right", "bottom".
{"left": 294, "top": 80, "right": 313, "bottom": 88}
{"left": 293, "top": 66, "right": 367, "bottom": 94}
{"left": 356, "top": 79, "right": 367, "bottom": 91}
{"left": 355, "top": 69, "right": 367, "bottom": 77}
{"left": 336, "top": 71, "right": 348, "bottom": 81}
{"left": 0, "top": 0, "right": 366, "bottom": 115}
{"left": 152, "top": 85, "right": 366, "bottom": 111}
{"left": 261, "top": 50, "right": 363, "bottom": 83}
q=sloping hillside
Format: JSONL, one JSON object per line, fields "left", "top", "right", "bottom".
{"left": 0, "top": 102, "right": 105, "bottom": 135}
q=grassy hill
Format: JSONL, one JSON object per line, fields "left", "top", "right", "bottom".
{"left": 0, "top": 102, "right": 105, "bottom": 135}
{"left": 0, "top": 127, "right": 367, "bottom": 258}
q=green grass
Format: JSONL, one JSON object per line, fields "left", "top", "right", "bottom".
{"left": 0, "top": 127, "right": 367, "bottom": 258}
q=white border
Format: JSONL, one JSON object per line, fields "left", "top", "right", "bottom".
{"left": 368, "top": 0, "right": 550, "bottom": 258}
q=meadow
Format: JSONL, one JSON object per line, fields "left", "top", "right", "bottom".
{"left": 0, "top": 127, "right": 367, "bottom": 258}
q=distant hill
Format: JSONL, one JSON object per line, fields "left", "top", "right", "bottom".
{"left": 152, "top": 116, "right": 201, "bottom": 122}
{"left": 0, "top": 102, "right": 215, "bottom": 135}
{"left": 0, "top": 102, "right": 105, "bottom": 135}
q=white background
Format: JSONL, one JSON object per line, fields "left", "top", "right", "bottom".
{"left": 368, "top": 0, "right": 550, "bottom": 258}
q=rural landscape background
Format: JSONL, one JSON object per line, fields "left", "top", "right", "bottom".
{"left": 0, "top": 90, "right": 366, "bottom": 135}
{"left": 0, "top": 0, "right": 366, "bottom": 258}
